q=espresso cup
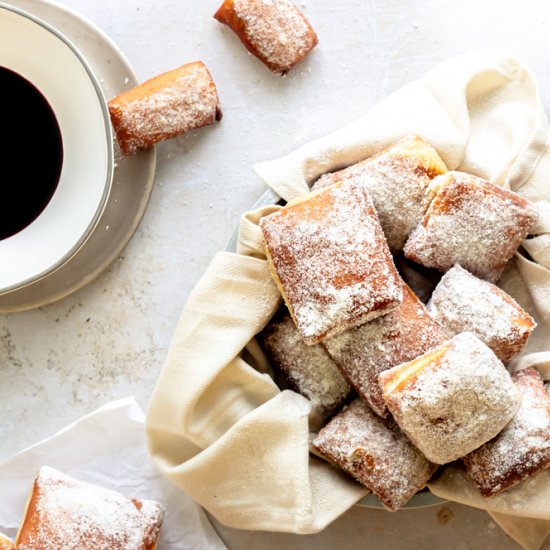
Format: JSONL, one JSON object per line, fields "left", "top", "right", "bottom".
{"left": 0, "top": 3, "right": 113, "bottom": 294}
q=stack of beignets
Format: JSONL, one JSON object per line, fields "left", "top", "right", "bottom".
{"left": 259, "top": 135, "right": 545, "bottom": 510}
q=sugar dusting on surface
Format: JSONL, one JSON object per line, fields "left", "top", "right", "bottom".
{"left": 313, "top": 399, "right": 437, "bottom": 511}
{"left": 380, "top": 332, "right": 520, "bottom": 465}
{"left": 463, "top": 368, "right": 550, "bottom": 497}
{"left": 404, "top": 172, "right": 538, "bottom": 282}
{"left": 260, "top": 181, "right": 403, "bottom": 344}
{"left": 427, "top": 264, "right": 536, "bottom": 362}
{"left": 19, "top": 467, "right": 164, "bottom": 550}
{"left": 233, "top": 0, "right": 317, "bottom": 73}
{"left": 313, "top": 136, "right": 447, "bottom": 250}
{"left": 324, "top": 283, "right": 445, "bottom": 417}
{"left": 259, "top": 310, "right": 351, "bottom": 419}
{"left": 113, "top": 63, "right": 220, "bottom": 154}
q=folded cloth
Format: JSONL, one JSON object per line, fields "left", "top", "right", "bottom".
{"left": 146, "top": 49, "right": 550, "bottom": 547}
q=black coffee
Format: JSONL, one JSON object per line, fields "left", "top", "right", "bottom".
{"left": 1, "top": 67, "right": 63, "bottom": 240}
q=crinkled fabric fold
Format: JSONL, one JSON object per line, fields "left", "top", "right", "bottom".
{"left": 147, "top": 50, "right": 550, "bottom": 546}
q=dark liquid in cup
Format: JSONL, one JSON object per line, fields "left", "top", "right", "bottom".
{"left": 0, "top": 67, "right": 63, "bottom": 240}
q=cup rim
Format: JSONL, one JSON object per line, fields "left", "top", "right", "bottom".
{"left": 0, "top": 2, "right": 114, "bottom": 295}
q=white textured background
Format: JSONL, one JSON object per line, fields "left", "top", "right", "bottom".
{"left": 2, "top": 0, "right": 550, "bottom": 548}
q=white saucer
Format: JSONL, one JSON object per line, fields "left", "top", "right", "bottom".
{"left": 0, "top": 0, "right": 156, "bottom": 312}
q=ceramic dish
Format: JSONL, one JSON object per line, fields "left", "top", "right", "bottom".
{"left": 0, "top": 3, "right": 113, "bottom": 293}
{"left": 0, "top": 0, "right": 156, "bottom": 312}
{"left": 227, "top": 188, "right": 446, "bottom": 510}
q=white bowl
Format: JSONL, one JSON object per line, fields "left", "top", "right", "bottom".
{"left": 0, "top": 3, "right": 113, "bottom": 293}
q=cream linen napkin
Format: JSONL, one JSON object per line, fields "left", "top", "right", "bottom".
{"left": 147, "top": 49, "right": 550, "bottom": 547}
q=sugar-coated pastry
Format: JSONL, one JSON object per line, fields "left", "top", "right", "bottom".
{"left": 403, "top": 171, "right": 538, "bottom": 282}
{"left": 463, "top": 368, "right": 550, "bottom": 497}
{"left": 108, "top": 61, "right": 222, "bottom": 155}
{"left": 214, "top": 0, "right": 318, "bottom": 74}
{"left": 313, "top": 399, "right": 437, "bottom": 511}
{"left": 312, "top": 135, "right": 448, "bottom": 250}
{"left": 16, "top": 466, "right": 164, "bottom": 550}
{"left": 260, "top": 181, "right": 403, "bottom": 345}
{"left": 0, "top": 534, "right": 13, "bottom": 549}
{"left": 427, "top": 264, "right": 536, "bottom": 362}
{"left": 324, "top": 282, "right": 445, "bottom": 417}
{"left": 379, "top": 332, "right": 520, "bottom": 464}
{"left": 258, "top": 307, "right": 351, "bottom": 421}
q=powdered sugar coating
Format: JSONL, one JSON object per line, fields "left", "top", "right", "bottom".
{"left": 463, "top": 368, "right": 550, "bottom": 497}
{"left": 0, "top": 534, "right": 13, "bottom": 550}
{"left": 427, "top": 264, "right": 536, "bottom": 362}
{"left": 221, "top": 0, "right": 318, "bottom": 74}
{"left": 260, "top": 181, "right": 403, "bottom": 344}
{"left": 17, "top": 466, "right": 164, "bottom": 550}
{"left": 259, "top": 308, "right": 351, "bottom": 420}
{"left": 404, "top": 172, "right": 538, "bottom": 282}
{"left": 313, "top": 399, "right": 437, "bottom": 511}
{"left": 324, "top": 283, "right": 445, "bottom": 417}
{"left": 380, "top": 332, "right": 520, "bottom": 465}
{"left": 109, "top": 62, "right": 221, "bottom": 155}
{"left": 313, "top": 135, "right": 448, "bottom": 250}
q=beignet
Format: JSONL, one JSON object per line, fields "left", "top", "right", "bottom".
{"left": 16, "top": 466, "right": 164, "bottom": 550}
{"left": 258, "top": 307, "right": 351, "bottom": 421}
{"left": 214, "top": 0, "right": 318, "bottom": 74}
{"left": 323, "top": 282, "right": 445, "bottom": 417}
{"left": 313, "top": 399, "right": 437, "bottom": 511}
{"left": 463, "top": 368, "right": 550, "bottom": 497}
{"left": 403, "top": 172, "right": 538, "bottom": 282}
{"left": 108, "top": 61, "right": 222, "bottom": 155}
{"left": 0, "top": 534, "right": 13, "bottom": 549}
{"left": 379, "top": 332, "right": 520, "bottom": 464}
{"left": 260, "top": 181, "right": 403, "bottom": 345}
{"left": 427, "top": 264, "right": 536, "bottom": 362}
{"left": 312, "top": 135, "right": 448, "bottom": 250}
